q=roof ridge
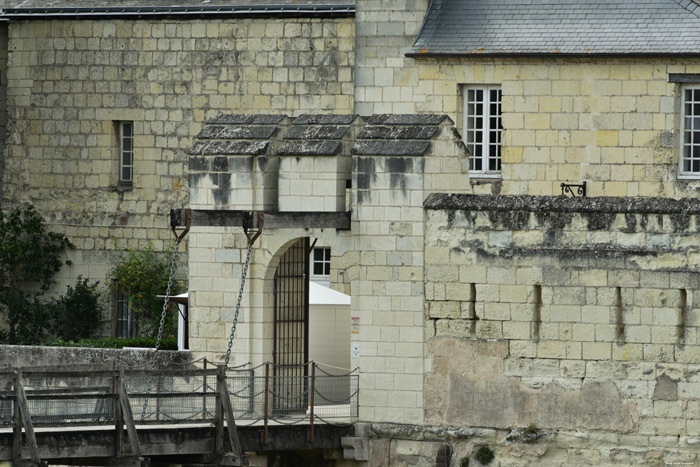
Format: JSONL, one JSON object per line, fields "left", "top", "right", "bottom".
{"left": 671, "top": 0, "right": 700, "bottom": 19}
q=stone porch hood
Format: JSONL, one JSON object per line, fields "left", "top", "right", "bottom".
{"left": 184, "top": 113, "right": 468, "bottom": 229}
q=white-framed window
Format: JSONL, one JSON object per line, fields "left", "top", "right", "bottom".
{"left": 463, "top": 86, "right": 502, "bottom": 177}
{"left": 680, "top": 86, "right": 700, "bottom": 177}
{"left": 311, "top": 247, "right": 331, "bottom": 285}
{"left": 119, "top": 121, "right": 134, "bottom": 185}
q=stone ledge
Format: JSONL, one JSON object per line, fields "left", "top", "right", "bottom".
{"left": 425, "top": 193, "right": 700, "bottom": 215}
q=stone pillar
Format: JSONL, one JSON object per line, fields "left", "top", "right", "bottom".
{"left": 349, "top": 114, "right": 470, "bottom": 424}
{"left": 354, "top": 0, "right": 430, "bottom": 115}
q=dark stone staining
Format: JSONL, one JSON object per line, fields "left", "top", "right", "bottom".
{"left": 623, "top": 213, "right": 637, "bottom": 233}
{"left": 386, "top": 157, "right": 413, "bottom": 174}
{"left": 229, "top": 156, "right": 254, "bottom": 173}
{"left": 276, "top": 140, "right": 341, "bottom": 156}
{"left": 511, "top": 246, "right": 657, "bottom": 261}
{"left": 671, "top": 213, "right": 691, "bottom": 233}
{"left": 487, "top": 210, "right": 531, "bottom": 230}
{"left": 356, "top": 173, "right": 371, "bottom": 190}
{"left": 206, "top": 114, "right": 286, "bottom": 125}
{"left": 292, "top": 114, "right": 357, "bottom": 125}
{"left": 424, "top": 193, "right": 700, "bottom": 215}
{"left": 542, "top": 230, "right": 563, "bottom": 247}
{"left": 351, "top": 140, "right": 431, "bottom": 156}
{"left": 189, "top": 157, "right": 209, "bottom": 171}
{"left": 535, "top": 211, "right": 573, "bottom": 230}
{"left": 639, "top": 214, "right": 648, "bottom": 231}
{"left": 366, "top": 114, "right": 450, "bottom": 125}
{"left": 355, "top": 157, "right": 376, "bottom": 174}
{"left": 390, "top": 173, "right": 407, "bottom": 191}
{"left": 212, "top": 173, "right": 231, "bottom": 206}
{"left": 212, "top": 157, "right": 228, "bottom": 172}
{"left": 358, "top": 125, "right": 439, "bottom": 140}
{"left": 586, "top": 213, "right": 615, "bottom": 231}
{"left": 188, "top": 173, "right": 204, "bottom": 187}
{"left": 284, "top": 125, "right": 350, "bottom": 140}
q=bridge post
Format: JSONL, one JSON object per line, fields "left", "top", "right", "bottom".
{"left": 117, "top": 368, "right": 141, "bottom": 457}
{"left": 114, "top": 370, "right": 124, "bottom": 457}
{"left": 13, "top": 368, "right": 41, "bottom": 464}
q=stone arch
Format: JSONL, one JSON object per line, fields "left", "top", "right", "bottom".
{"left": 249, "top": 228, "right": 352, "bottom": 369}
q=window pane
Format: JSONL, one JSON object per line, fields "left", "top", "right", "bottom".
{"left": 121, "top": 122, "right": 132, "bottom": 137}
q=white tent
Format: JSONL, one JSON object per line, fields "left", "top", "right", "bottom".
{"left": 309, "top": 282, "right": 351, "bottom": 372}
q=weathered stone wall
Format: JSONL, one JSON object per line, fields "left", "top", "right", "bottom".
{"left": 1, "top": 16, "right": 354, "bottom": 330}
{"left": 185, "top": 114, "right": 472, "bottom": 427}
{"left": 353, "top": 0, "right": 429, "bottom": 115}
{"left": 0, "top": 23, "right": 7, "bottom": 196}
{"left": 412, "top": 57, "right": 700, "bottom": 198}
{"left": 0, "top": 343, "right": 192, "bottom": 369}
{"left": 417, "top": 194, "right": 700, "bottom": 464}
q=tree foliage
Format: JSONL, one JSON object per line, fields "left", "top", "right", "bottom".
{"left": 51, "top": 276, "right": 102, "bottom": 341}
{"left": 107, "top": 245, "right": 182, "bottom": 339}
{"left": 0, "top": 204, "right": 74, "bottom": 344}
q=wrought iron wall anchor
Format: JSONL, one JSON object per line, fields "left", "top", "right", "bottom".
{"left": 561, "top": 181, "right": 586, "bottom": 197}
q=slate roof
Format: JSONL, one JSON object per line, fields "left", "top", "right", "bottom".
{"left": 410, "top": 0, "right": 700, "bottom": 56}
{"left": 277, "top": 114, "right": 359, "bottom": 157}
{"left": 351, "top": 114, "right": 453, "bottom": 157}
{"left": 190, "top": 113, "right": 458, "bottom": 159}
{"left": 189, "top": 114, "right": 284, "bottom": 157}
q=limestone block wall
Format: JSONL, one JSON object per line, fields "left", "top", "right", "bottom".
{"left": 350, "top": 114, "right": 470, "bottom": 425}
{"left": 278, "top": 114, "right": 361, "bottom": 212}
{"left": 186, "top": 113, "right": 472, "bottom": 426}
{"left": 1, "top": 16, "right": 354, "bottom": 313}
{"left": 0, "top": 23, "right": 7, "bottom": 194}
{"left": 421, "top": 193, "right": 700, "bottom": 464}
{"left": 353, "top": 0, "right": 429, "bottom": 114}
{"left": 411, "top": 57, "right": 700, "bottom": 198}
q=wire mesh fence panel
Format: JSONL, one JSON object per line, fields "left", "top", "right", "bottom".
{"left": 20, "top": 373, "right": 115, "bottom": 425}
{"left": 226, "top": 365, "right": 359, "bottom": 424}
{"left": 124, "top": 372, "right": 218, "bottom": 423}
{"left": 0, "top": 364, "right": 358, "bottom": 427}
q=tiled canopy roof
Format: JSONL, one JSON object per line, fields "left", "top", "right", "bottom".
{"left": 410, "top": 0, "right": 700, "bottom": 56}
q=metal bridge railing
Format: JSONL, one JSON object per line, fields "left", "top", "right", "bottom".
{"left": 227, "top": 362, "right": 359, "bottom": 424}
{"left": 0, "top": 361, "right": 359, "bottom": 429}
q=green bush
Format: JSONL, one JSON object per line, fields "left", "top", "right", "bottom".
{"left": 475, "top": 446, "right": 494, "bottom": 465}
{"left": 0, "top": 204, "right": 73, "bottom": 344}
{"left": 43, "top": 337, "right": 178, "bottom": 350}
{"left": 50, "top": 276, "right": 101, "bottom": 341}
{"left": 107, "top": 245, "right": 183, "bottom": 339}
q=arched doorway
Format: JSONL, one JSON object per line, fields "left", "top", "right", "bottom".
{"left": 272, "top": 237, "right": 309, "bottom": 414}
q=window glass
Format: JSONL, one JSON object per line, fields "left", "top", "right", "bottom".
{"left": 464, "top": 86, "right": 502, "bottom": 176}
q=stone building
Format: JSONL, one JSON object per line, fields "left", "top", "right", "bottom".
{"left": 0, "top": 0, "right": 355, "bottom": 335}
{"left": 4, "top": 0, "right": 700, "bottom": 465}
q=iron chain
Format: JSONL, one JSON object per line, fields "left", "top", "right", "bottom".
{"left": 141, "top": 237, "right": 182, "bottom": 420}
{"left": 224, "top": 239, "right": 254, "bottom": 367}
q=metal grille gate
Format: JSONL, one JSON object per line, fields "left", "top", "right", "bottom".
{"left": 272, "top": 238, "right": 310, "bottom": 414}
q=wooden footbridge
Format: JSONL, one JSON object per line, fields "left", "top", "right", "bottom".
{"left": 0, "top": 362, "right": 358, "bottom": 466}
